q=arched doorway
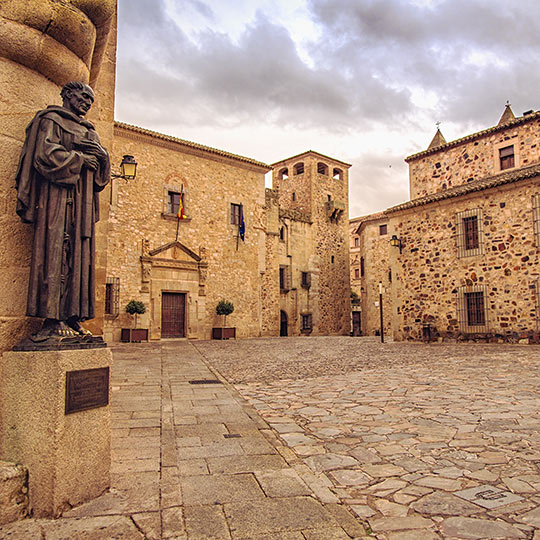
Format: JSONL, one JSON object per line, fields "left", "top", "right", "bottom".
{"left": 280, "top": 310, "right": 288, "bottom": 336}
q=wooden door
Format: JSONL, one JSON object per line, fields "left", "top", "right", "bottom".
{"left": 161, "top": 292, "right": 186, "bottom": 338}
{"left": 352, "top": 311, "right": 362, "bottom": 336}
{"left": 280, "top": 310, "right": 288, "bottom": 336}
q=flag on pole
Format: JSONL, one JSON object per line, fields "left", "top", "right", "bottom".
{"left": 176, "top": 192, "right": 186, "bottom": 220}
{"left": 238, "top": 204, "right": 245, "bottom": 241}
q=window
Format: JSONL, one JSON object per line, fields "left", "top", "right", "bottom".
{"left": 379, "top": 224, "right": 388, "bottom": 236}
{"left": 301, "top": 313, "right": 313, "bottom": 332}
{"left": 331, "top": 255, "right": 335, "bottom": 264}
{"left": 533, "top": 194, "right": 540, "bottom": 247}
{"left": 456, "top": 209, "right": 483, "bottom": 257}
{"left": 163, "top": 185, "right": 189, "bottom": 219}
{"left": 354, "top": 268, "right": 360, "bottom": 279}
{"left": 105, "top": 277, "right": 120, "bottom": 316}
{"left": 463, "top": 216, "right": 479, "bottom": 250}
{"left": 333, "top": 168, "right": 343, "bottom": 180}
{"left": 279, "top": 167, "right": 289, "bottom": 180}
{"left": 292, "top": 192, "right": 296, "bottom": 201}
{"left": 360, "top": 256, "right": 365, "bottom": 277}
{"left": 354, "top": 237, "right": 359, "bottom": 247}
{"left": 293, "top": 162, "right": 304, "bottom": 175}
{"left": 301, "top": 271, "right": 311, "bottom": 289}
{"left": 317, "top": 162, "right": 328, "bottom": 175}
{"left": 499, "top": 145, "right": 515, "bottom": 170}
{"left": 536, "top": 278, "right": 540, "bottom": 330}
{"left": 458, "top": 285, "right": 488, "bottom": 332}
{"left": 230, "top": 203, "right": 241, "bottom": 225}
{"left": 279, "top": 265, "right": 291, "bottom": 291}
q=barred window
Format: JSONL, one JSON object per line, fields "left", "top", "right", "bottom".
{"left": 294, "top": 162, "right": 304, "bottom": 175}
{"left": 533, "top": 194, "right": 540, "bottom": 247}
{"left": 354, "top": 237, "right": 359, "bottom": 247}
{"left": 379, "top": 224, "right": 388, "bottom": 236}
{"left": 279, "top": 265, "right": 292, "bottom": 292}
{"left": 301, "top": 271, "right": 311, "bottom": 289}
{"left": 456, "top": 209, "right": 484, "bottom": 257}
{"left": 301, "top": 313, "right": 313, "bottom": 331}
{"left": 457, "top": 285, "right": 488, "bottom": 333}
{"left": 105, "top": 277, "right": 120, "bottom": 316}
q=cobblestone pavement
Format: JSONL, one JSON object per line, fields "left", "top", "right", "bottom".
{"left": 195, "top": 337, "right": 540, "bottom": 540}
{"left": 0, "top": 341, "right": 368, "bottom": 540}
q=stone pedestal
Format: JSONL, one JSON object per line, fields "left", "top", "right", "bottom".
{"left": 0, "top": 348, "right": 112, "bottom": 518}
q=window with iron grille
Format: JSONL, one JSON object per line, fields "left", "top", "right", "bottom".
{"left": 301, "top": 271, "right": 311, "bottom": 289}
{"left": 317, "top": 162, "right": 328, "bottom": 175}
{"left": 499, "top": 145, "right": 515, "bottom": 170}
{"left": 105, "top": 277, "right": 120, "bottom": 316}
{"left": 301, "top": 313, "right": 313, "bottom": 331}
{"left": 230, "top": 203, "right": 241, "bottom": 225}
{"left": 279, "top": 265, "right": 291, "bottom": 292}
{"left": 533, "top": 194, "right": 540, "bottom": 247}
{"left": 457, "top": 285, "right": 488, "bottom": 333}
{"left": 294, "top": 162, "right": 304, "bottom": 175}
{"left": 456, "top": 209, "right": 484, "bottom": 257}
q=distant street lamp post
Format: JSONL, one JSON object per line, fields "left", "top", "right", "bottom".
{"left": 379, "top": 282, "right": 384, "bottom": 343}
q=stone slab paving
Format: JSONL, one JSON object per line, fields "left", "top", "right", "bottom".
{"left": 194, "top": 336, "right": 540, "bottom": 540}
{"left": 0, "top": 340, "right": 368, "bottom": 539}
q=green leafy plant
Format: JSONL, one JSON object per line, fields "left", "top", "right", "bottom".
{"left": 216, "top": 299, "right": 234, "bottom": 326}
{"left": 350, "top": 289, "right": 361, "bottom": 305}
{"left": 126, "top": 300, "right": 146, "bottom": 328}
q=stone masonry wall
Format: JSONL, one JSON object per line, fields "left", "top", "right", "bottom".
{"left": 409, "top": 115, "right": 540, "bottom": 200}
{"left": 106, "top": 127, "right": 268, "bottom": 341}
{"left": 389, "top": 178, "right": 540, "bottom": 342}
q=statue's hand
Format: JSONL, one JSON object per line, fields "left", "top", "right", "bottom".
{"left": 83, "top": 154, "right": 99, "bottom": 170}
{"left": 79, "top": 140, "right": 108, "bottom": 162}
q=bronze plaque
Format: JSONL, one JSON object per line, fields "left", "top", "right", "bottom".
{"left": 65, "top": 367, "right": 109, "bottom": 414}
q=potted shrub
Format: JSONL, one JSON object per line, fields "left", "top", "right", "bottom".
{"left": 212, "top": 299, "right": 235, "bottom": 339}
{"left": 121, "top": 300, "right": 148, "bottom": 342}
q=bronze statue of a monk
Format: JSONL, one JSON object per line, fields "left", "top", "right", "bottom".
{"left": 15, "top": 81, "right": 110, "bottom": 341}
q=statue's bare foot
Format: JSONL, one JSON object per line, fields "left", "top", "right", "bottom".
{"left": 31, "top": 319, "right": 78, "bottom": 341}
{"left": 67, "top": 317, "right": 93, "bottom": 336}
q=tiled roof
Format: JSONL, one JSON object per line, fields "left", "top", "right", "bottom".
{"left": 405, "top": 111, "right": 540, "bottom": 162}
{"left": 386, "top": 163, "right": 540, "bottom": 214}
{"left": 114, "top": 121, "right": 271, "bottom": 170}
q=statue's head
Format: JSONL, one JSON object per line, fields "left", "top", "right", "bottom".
{"left": 60, "top": 81, "right": 95, "bottom": 117}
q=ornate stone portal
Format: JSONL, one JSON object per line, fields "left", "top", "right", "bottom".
{"left": 140, "top": 240, "right": 208, "bottom": 339}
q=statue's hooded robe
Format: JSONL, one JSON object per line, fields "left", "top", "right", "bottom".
{"left": 15, "top": 105, "right": 110, "bottom": 321}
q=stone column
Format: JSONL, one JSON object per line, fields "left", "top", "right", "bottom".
{"left": 0, "top": 0, "right": 116, "bottom": 352}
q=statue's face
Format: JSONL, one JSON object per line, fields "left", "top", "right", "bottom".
{"left": 64, "top": 86, "right": 95, "bottom": 117}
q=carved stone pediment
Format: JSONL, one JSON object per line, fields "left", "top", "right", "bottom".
{"left": 140, "top": 240, "right": 208, "bottom": 295}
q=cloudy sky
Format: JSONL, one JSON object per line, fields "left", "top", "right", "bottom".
{"left": 115, "top": 0, "right": 540, "bottom": 218}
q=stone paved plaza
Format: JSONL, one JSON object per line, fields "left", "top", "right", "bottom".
{"left": 1, "top": 337, "right": 540, "bottom": 539}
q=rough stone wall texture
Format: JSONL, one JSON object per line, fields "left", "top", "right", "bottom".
{"left": 353, "top": 217, "right": 393, "bottom": 336}
{"left": 389, "top": 178, "right": 540, "bottom": 341}
{"left": 106, "top": 127, "right": 269, "bottom": 341}
{"left": 272, "top": 153, "right": 351, "bottom": 336}
{"left": 408, "top": 114, "right": 540, "bottom": 200}
{"left": 0, "top": 0, "right": 116, "bottom": 352}
{"left": 0, "top": 462, "right": 28, "bottom": 526}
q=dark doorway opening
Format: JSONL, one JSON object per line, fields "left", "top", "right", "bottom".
{"left": 352, "top": 311, "right": 362, "bottom": 336}
{"left": 280, "top": 310, "right": 288, "bottom": 336}
{"left": 161, "top": 292, "right": 186, "bottom": 338}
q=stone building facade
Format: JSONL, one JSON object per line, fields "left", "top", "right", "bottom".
{"left": 352, "top": 106, "right": 540, "bottom": 342}
{"left": 349, "top": 213, "right": 392, "bottom": 337}
{"left": 270, "top": 152, "right": 352, "bottom": 337}
{"left": 0, "top": 2, "right": 353, "bottom": 352}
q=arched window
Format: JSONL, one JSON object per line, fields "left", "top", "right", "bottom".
{"left": 279, "top": 167, "right": 289, "bottom": 180}
{"left": 317, "top": 162, "right": 329, "bottom": 175}
{"left": 333, "top": 168, "right": 343, "bottom": 180}
{"left": 293, "top": 162, "right": 304, "bottom": 175}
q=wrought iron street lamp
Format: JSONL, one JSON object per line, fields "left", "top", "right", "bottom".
{"left": 112, "top": 154, "right": 137, "bottom": 180}
{"left": 390, "top": 234, "right": 403, "bottom": 254}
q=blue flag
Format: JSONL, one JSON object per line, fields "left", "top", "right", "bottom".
{"left": 238, "top": 205, "right": 245, "bottom": 241}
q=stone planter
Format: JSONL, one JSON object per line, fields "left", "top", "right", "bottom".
{"left": 120, "top": 328, "right": 149, "bottom": 342}
{"left": 212, "top": 327, "right": 236, "bottom": 340}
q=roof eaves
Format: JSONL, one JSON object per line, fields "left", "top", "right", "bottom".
{"left": 405, "top": 111, "right": 540, "bottom": 163}
{"left": 386, "top": 163, "right": 540, "bottom": 214}
{"left": 114, "top": 121, "right": 271, "bottom": 170}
